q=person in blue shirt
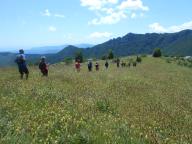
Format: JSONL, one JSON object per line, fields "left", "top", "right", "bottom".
{"left": 15, "top": 49, "right": 29, "bottom": 79}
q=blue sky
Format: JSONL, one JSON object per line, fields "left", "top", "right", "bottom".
{"left": 0, "top": 0, "right": 192, "bottom": 50}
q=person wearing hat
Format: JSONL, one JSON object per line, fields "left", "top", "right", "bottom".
{"left": 15, "top": 49, "right": 29, "bottom": 79}
{"left": 39, "top": 56, "right": 49, "bottom": 76}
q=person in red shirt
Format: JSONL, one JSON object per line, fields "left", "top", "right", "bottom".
{"left": 95, "top": 62, "right": 99, "bottom": 71}
{"left": 75, "top": 60, "right": 81, "bottom": 72}
{"left": 39, "top": 56, "right": 48, "bottom": 76}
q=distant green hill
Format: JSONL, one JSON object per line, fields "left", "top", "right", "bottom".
{"left": 47, "top": 29, "right": 192, "bottom": 60}
{"left": 1, "top": 30, "right": 192, "bottom": 67}
{"left": 82, "top": 29, "right": 192, "bottom": 57}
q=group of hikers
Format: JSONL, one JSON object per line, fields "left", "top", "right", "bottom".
{"left": 15, "top": 49, "right": 110, "bottom": 79}
{"left": 15, "top": 49, "right": 48, "bottom": 79}
{"left": 15, "top": 49, "right": 136, "bottom": 79}
{"left": 75, "top": 60, "right": 109, "bottom": 72}
{"left": 73, "top": 59, "right": 109, "bottom": 72}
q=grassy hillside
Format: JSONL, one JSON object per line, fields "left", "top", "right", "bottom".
{"left": 0, "top": 57, "right": 191, "bottom": 144}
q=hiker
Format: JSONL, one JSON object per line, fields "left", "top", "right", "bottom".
{"left": 117, "top": 58, "right": 120, "bottom": 68}
{"left": 88, "top": 61, "right": 93, "bottom": 72}
{"left": 95, "top": 62, "right": 99, "bottom": 71}
{"left": 121, "top": 61, "right": 126, "bottom": 67}
{"left": 39, "top": 56, "right": 48, "bottom": 77}
{"left": 75, "top": 60, "right": 81, "bottom": 72}
{"left": 105, "top": 61, "right": 109, "bottom": 69}
{"left": 15, "top": 49, "right": 29, "bottom": 79}
{"left": 133, "top": 61, "right": 137, "bottom": 67}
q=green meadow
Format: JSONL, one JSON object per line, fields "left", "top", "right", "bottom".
{"left": 0, "top": 57, "right": 191, "bottom": 144}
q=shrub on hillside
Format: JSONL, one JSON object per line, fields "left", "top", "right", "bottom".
{"left": 163, "top": 54, "right": 169, "bottom": 57}
{"left": 108, "top": 49, "right": 114, "bottom": 59}
{"left": 153, "top": 48, "right": 162, "bottom": 57}
{"left": 136, "top": 56, "right": 142, "bottom": 63}
{"left": 166, "top": 58, "right": 172, "bottom": 63}
{"left": 141, "top": 54, "right": 147, "bottom": 58}
{"left": 187, "top": 58, "right": 192, "bottom": 63}
{"left": 75, "top": 51, "right": 84, "bottom": 63}
{"left": 101, "top": 55, "right": 108, "bottom": 60}
{"left": 64, "top": 57, "right": 73, "bottom": 65}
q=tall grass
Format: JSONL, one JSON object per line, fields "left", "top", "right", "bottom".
{"left": 0, "top": 57, "right": 192, "bottom": 144}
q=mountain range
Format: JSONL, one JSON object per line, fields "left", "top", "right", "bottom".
{"left": 4, "top": 44, "right": 94, "bottom": 54}
{"left": 0, "top": 29, "right": 192, "bottom": 67}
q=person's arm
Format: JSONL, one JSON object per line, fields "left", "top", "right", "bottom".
{"left": 39, "top": 62, "right": 43, "bottom": 69}
{"left": 20, "top": 54, "right": 26, "bottom": 62}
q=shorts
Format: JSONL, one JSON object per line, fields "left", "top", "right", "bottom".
{"left": 19, "top": 64, "right": 29, "bottom": 74}
{"left": 41, "top": 69, "right": 48, "bottom": 76}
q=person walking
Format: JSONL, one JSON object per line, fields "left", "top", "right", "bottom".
{"left": 105, "top": 61, "right": 109, "bottom": 69}
{"left": 88, "top": 61, "right": 93, "bottom": 72}
{"left": 75, "top": 60, "right": 81, "bottom": 72}
{"left": 117, "top": 58, "right": 120, "bottom": 68}
{"left": 95, "top": 62, "right": 99, "bottom": 71}
{"left": 39, "top": 56, "right": 49, "bottom": 77}
{"left": 15, "top": 49, "right": 29, "bottom": 79}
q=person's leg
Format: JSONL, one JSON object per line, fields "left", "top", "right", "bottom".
{"left": 19, "top": 67, "right": 24, "bottom": 79}
{"left": 24, "top": 67, "right": 29, "bottom": 80}
{"left": 46, "top": 70, "right": 48, "bottom": 76}
{"left": 21, "top": 73, "right": 24, "bottom": 79}
{"left": 26, "top": 73, "right": 29, "bottom": 80}
{"left": 44, "top": 69, "right": 48, "bottom": 77}
{"left": 41, "top": 70, "right": 44, "bottom": 76}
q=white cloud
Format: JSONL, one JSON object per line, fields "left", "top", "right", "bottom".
{"left": 41, "top": 9, "right": 65, "bottom": 18}
{"left": 89, "top": 32, "right": 113, "bottom": 38}
{"left": 80, "top": 0, "right": 149, "bottom": 25}
{"left": 48, "top": 26, "right": 57, "bottom": 32}
{"left": 54, "top": 14, "right": 65, "bottom": 18}
{"left": 149, "top": 23, "right": 167, "bottom": 33}
{"left": 131, "top": 13, "right": 136, "bottom": 19}
{"left": 118, "top": 0, "right": 149, "bottom": 11}
{"left": 89, "top": 11, "right": 126, "bottom": 25}
{"left": 41, "top": 9, "right": 51, "bottom": 16}
{"left": 149, "top": 21, "right": 192, "bottom": 33}
{"left": 80, "top": 0, "right": 118, "bottom": 10}
{"left": 80, "top": 0, "right": 104, "bottom": 10}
